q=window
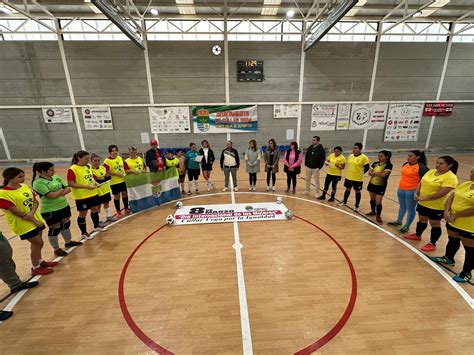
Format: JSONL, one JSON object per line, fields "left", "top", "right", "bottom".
{"left": 320, "top": 21, "right": 377, "bottom": 42}
{"left": 381, "top": 22, "right": 449, "bottom": 42}
{"left": 0, "top": 19, "right": 56, "bottom": 40}
{"left": 453, "top": 23, "right": 474, "bottom": 43}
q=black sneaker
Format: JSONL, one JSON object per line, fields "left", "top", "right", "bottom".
{"left": 187, "top": 190, "right": 192, "bottom": 195}
{"left": 327, "top": 198, "right": 335, "bottom": 202}
{"left": 10, "top": 281, "right": 39, "bottom": 294}
{"left": 365, "top": 211, "right": 376, "bottom": 216}
{"left": 317, "top": 196, "right": 325, "bottom": 200}
{"left": 65, "top": 241, "right": 82, "bottom": 248}
{"left": 0, "top": 311, "right": 13, "bottom": 321}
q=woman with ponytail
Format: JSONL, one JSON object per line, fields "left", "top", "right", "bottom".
{"left": 406, "top": 155, "right": 459, "bottom": 252}
{"left": 0, "top": 168, "right": 57, "bottom": 276}
{"left": 91, "top": 153, "right": 116, "bottom": 224}
{"left": 388, "top": 150, "right": 429, "bottom": 233}
{"left": 67, "top": 151, "right": 104, "bottom": 240}
{"left": 366, "top": 150, "right": 393, "bottom": 224}
{"left": 32, "top": 162, "right": 82, "bottom": 257}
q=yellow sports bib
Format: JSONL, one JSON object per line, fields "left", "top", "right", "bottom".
{"left": 0, "top": 184, "right": 45, "bottom": 236}
{"left": 327, "top": 153, "right": 346, "bottom": 177}
{"left": 104, "top": 156, "right": 125, "bottom": 185}
{"left": 346, "top": 154, "right": 369, "bottom": 182}
{"left": 92, "top": 166, "right": 112, "bottom": 197}
{"left": 450, "top": 181, "right": 474, "bottom": 233}
{"left": 419, "top": 169, "right": 458, "bottom": 210}
{"left": 69, "top": 164, "right": 98, "bottom": 200}
{"left": 125, "top": 157, "right": 145, "bottom": 173}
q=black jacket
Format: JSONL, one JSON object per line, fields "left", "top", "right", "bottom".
{"left": 220, "top": 148, "right": 240, "bottom": 169}
{"left": 145, "top": 148, "right": 164, "bottom": 172}
{"left": 304, "top": 144, "right": 325, "bottom": 169}
{"left": 199, "top": 148, "right": 215, "bottom": 166}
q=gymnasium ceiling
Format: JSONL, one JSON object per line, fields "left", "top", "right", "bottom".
{"left": 1, "top": 0, "right": 473, "bottom": 22}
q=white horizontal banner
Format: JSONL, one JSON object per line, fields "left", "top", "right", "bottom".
{"left": 174, "top": 202, "right": 288, "bottom": 225}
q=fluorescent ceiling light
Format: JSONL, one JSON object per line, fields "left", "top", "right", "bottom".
{"left": 413, "top": 11, "right": 422, "bottom": 17}
{"left": 150, "top": 8, "right": 159, "bottom": 16}
{"left": 177, "top": 5, "right": 196, "bottom": 15}
{"left": 84, "top": 0, "right": 91, "bottom": 3}
{"left": 344, "top": 0, "right": 366, "bottom": 17}
{"left": 286, "top": 9, "right": 295, "bottom": 18}
{"left": 0, "top": 5, "right": 13, "bottom": 14}
{"left": 176, "top": 0, "right": 194, "bottom": 4}
{"left": 264, "top": 0, "right": 281, "bottom": 4}
{"left": 431, "top": 0, "right": 450, "bottom": 7}
{"left": 261, "top": 7, "right": 279, "bottom": 16}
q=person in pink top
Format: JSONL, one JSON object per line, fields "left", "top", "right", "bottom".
{"left": 283, "top": 141, "right": 303, "bottom": 193}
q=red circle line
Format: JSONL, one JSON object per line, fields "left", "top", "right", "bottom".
{"left": 118, "top": 217, "right": 358, "bottom": 354}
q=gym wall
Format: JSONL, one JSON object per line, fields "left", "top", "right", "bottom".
{"left": 0, "top": 41, "right": 472, "bottom": 159}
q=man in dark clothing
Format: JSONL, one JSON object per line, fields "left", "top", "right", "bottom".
{"left": 145, "top": 139, "right": 165, "bottom": 173}
{"left": 304, "top": 136, "right": 326, "bottom": 197}
{"left": 0, "top": 232, "right": 39, "bottom": 321}
{"left": 220, "top": 141, "right": 240, "bottom": 192}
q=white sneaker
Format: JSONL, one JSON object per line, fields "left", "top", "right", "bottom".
{"left": 337, "top": 201, "right": 346, "bottom": 206}
{"left": 302, "top": 191, "right": 310, "bottom": 195}
{"left": 206, "top": 187, "right": 210, "bottom": 192}
{"left": 82, "top": 233, "right": 94, "bottom": 240}
{"left": 223, "top": 187, "right": 228, "bottom": 192}
{"left": 248, "top": 186, "right": 252, "bottom": 191}
{"left": 94, "top": 227, "right": 106, "bottom": 232}
{"left": 266, "top": 186, "right": 270, "bottom": 192}
{"left": 234, "top": 187, "right": 239, "bottom": 192}
{"left": 354, "top": 206, "right": 360, "bottom": 212}
{"left": 252, "top": 186, "right": 256, "bottom": 191}
{"left": 272, "top": 186, "right": 276, "bottom": 191}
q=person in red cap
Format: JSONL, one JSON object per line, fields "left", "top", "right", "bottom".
{"left": 145, "top": 139, "right": 165, "bottom": 173}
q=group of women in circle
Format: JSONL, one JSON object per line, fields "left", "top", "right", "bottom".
{"left": 0, "top": 138, "right": 472, "bottom": 283}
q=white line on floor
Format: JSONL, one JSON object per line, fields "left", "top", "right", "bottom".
{"left": 229, "top": 176, "right": 253, "bottom": 355}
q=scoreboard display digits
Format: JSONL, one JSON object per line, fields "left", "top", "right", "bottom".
{"left": 237, "top": 60, "right": 264, "bottom": 82}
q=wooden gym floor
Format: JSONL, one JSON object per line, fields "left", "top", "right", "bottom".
{"left": 0, "top": 153, "right": 472, "bottom": 354}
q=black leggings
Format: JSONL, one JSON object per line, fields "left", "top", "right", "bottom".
{"left": 248, "top": 173, "right": 257, "bottom": 185}
{"left": 266, "top": 170, "right": 276, "bottom": 186}
{"left": 323, "top": 174, "right": 341, "bottom": 193}
{"left": 286, "top": 171, "right": 297, "bottom": 190}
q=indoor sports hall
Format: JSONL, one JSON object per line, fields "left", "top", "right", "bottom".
{"left": 0, "top": 1, "right": 473, "bottom": 354}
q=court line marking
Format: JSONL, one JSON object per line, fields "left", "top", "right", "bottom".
{"left": 229, "top": 177, "right": 253, "bottom": 355}
{"left": 2, "top": 189, "right": 471, "bottom": 326}
{"left": 238, "top": 192, "right": 474, "bottom": 310}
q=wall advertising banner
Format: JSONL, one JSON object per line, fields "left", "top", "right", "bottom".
{"left": 192, "top": 105, "right": 258, "bottom": 133}
{"left": 310, "top": 103, "right": 337, "bottom": 131}
{"left": 42, "top": 108, "right": 73, "bottom": 123}
{"left": 384, "top": 103, "right": 423, "bottom": 142}
{"left": 174, "top": 202, "right": 288, "bottom": 225}
{"left": 81, "top": 106, "right": 113, "bottom": 130}
{"left": 336, "top": 103, "right": 351, "bottom": 130}
{"left": 273, "top": 104, "right": 300, "bottom": 118}
{"left": 349, "top": 103, "right": 388, "bottom": 130}
{"left": 149, "top": 106, "right": 190, "bottom": 134}
{"left": 423, "top": 102, "right": 454, "bottom": 116}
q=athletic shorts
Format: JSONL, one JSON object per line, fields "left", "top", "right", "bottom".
{"left": 344, "top": 178, "right": 363, "bottom": 191}
{"left": 416, "top": 204, "right": 444, "bottom": 220}
{"left": 202, "top": 163, "right": 213, "bottom": 171}
{"left": 41, "top": 205, "right": 72, "bottom": 227}
{"left": 98, "top": 193, "right": 112, "bottom": 205}
{"left": 19, "top": 225, "right": 46, "bottom": 240}
{"left": 111, "top": 182, "right": 127, "bottom": 195}
{"left": 446, "top": 223, "right": 474, "bottom": 239}
{"left": 178, "top": 174, "right": 186, "bottom": 184}
{"left": 367, "top": 182, "right": 387, "bottom": 196}
{"left": 188, "top": 169, "right": 200, "bottom": 181}
{"left": 75, "top": 195, "right": 100, "bottom": 212}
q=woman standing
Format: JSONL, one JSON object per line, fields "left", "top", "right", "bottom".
{"left": 68, "top": 150, "right": 103, "bottom": 239}
{"left": 388, "top": 150, "right": 429, "bottom": 233}
{"left": 185, "top": 143, "right": 201, "bottom": 195}
{"left": 176, "top": 149, "right": 186, "bottom": 195}
{"left": 318, "top": 146, "right": 346, "bottom": 202}
{"left": 124, "top": 147, "right": 146, "bottom": 175}
{"left": 263, "top": 139, "right": 279, "bottom": 192}
{"left": 32, "top": 162, "right": 82, "bottom": 257}
{"left": 91, "top": 154, "right": 116, "bottom": 225}
{"left": 244, "top": 140, "right": 261, "bottom": 191}
{"left": 283, "top": 142, "right": 303, "bottom": 194}
{"left": 337, "top": 143, "right": 370, "bottom": 212}
{"left": 0, "top": 168, "right": 57, "bottom": 276}
{"left": 406, "top": 156, "right": 458, "bottom": 252}
{"left": 199, "top": 140, "right": 216, "bottom": 192}
{"left": 430, "top": 168, "right": 474, "bottom": 283}
{"left": 104, "top": 145, "right": 129, "bottom": 217}
{"left": 366, "top": 150, "right": 393, "bottom": 224}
